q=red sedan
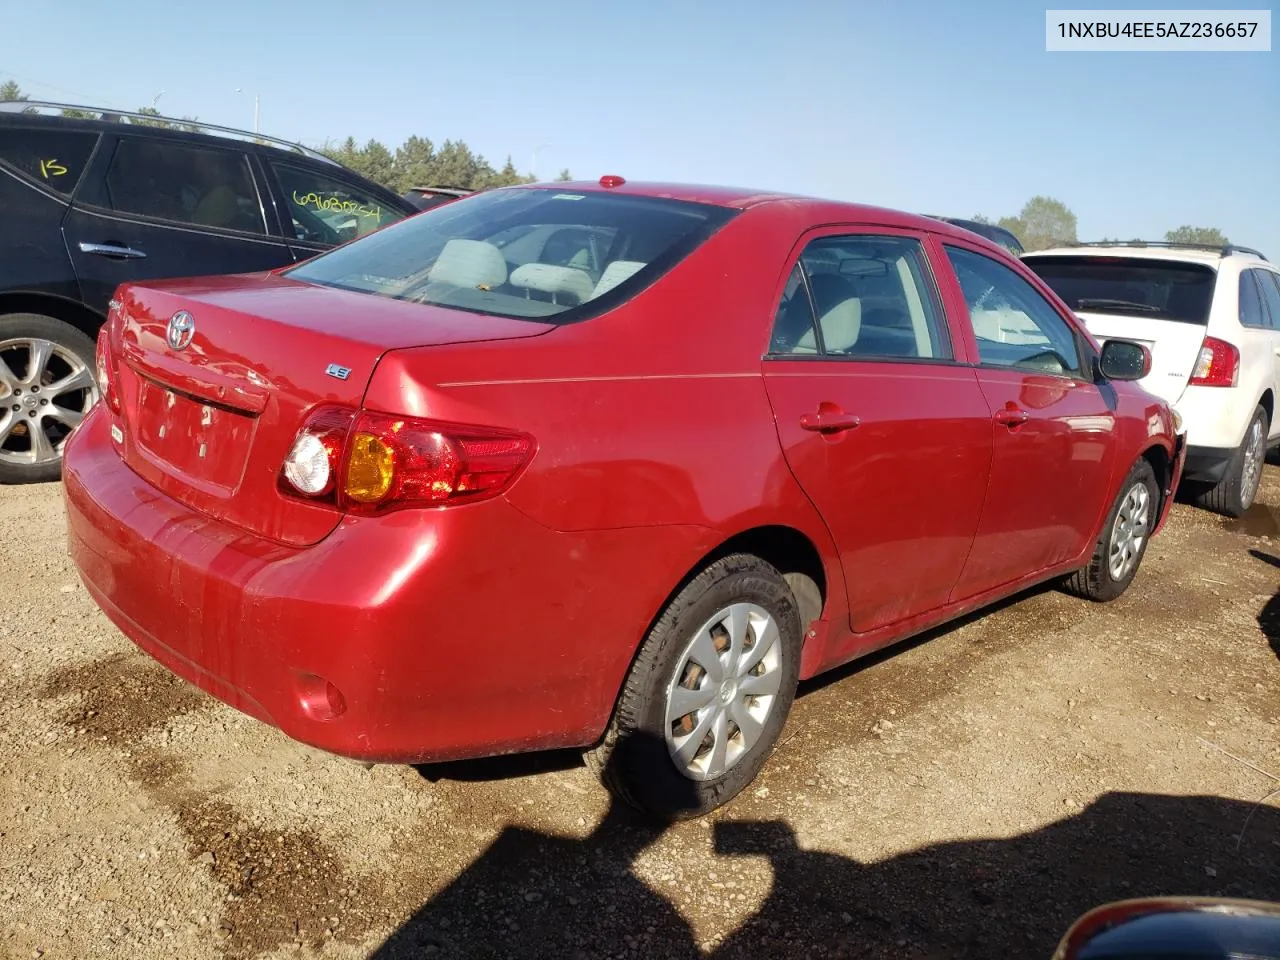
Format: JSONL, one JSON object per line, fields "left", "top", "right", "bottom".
{"left": 64, "top": 177, "right": 1185, "bottom": 820}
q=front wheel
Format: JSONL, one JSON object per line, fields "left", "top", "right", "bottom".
{"left": 1063, "top": 457, "right": 1159, "bottom": 602}
{"left": 586, "top": 554, "right": 803, "bottom": 821}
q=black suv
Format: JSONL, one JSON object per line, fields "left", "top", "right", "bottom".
{"left": 926, "top": 216, "right": 1025, "bottom": 256}
{"left": 0, "top": 102, "right": 418, "bottom": 483}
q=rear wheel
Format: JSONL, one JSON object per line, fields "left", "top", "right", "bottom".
{"left": 0, "top": 313, "right": 99, "bottom": 484}
{"left": 1063, "top": 457, "right": 1159, "bottom": 602}
{"left": 1194, "top": 405, "right": 1268, "bottom": 518}
{"left": 586, "top": 554, "right": 802, "bottom": 821}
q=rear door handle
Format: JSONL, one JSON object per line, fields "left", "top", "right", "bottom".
{"left": 994, "top": 407, "right": 1030, "bottom": 427}
{"left": 79, "top": 241, "right": 147, "bottom": 260}
{"left": 800, "top": 409, "right": 861, "bottom": 433}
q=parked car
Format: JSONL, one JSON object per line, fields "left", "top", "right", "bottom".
{"left": 1023, "top": 241, "right": 1279, "bottom": 517}
{"left": 64, "top": 177, "right": 1185, "bottom": 820}
{"left": 402, "top": 185, "right": 473, "bottom": 211}
{"left": 0, "top": 101, "right": 418, "bottom": 483}
{"left": 927, "top": 216, "right": 1025, "bottom": 256}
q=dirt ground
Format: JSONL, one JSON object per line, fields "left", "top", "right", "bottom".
{"left": 1, "top": 469, "right": 1277, "bottom": 960}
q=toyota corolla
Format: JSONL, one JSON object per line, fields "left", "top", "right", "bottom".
{"left": 63, "top": 177, "right": 1185, "bottom": 819}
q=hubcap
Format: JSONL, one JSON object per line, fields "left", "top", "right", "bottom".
{"left": 1108, "top": 481, "right": 1151, "bottom": 581}
{"left": 1241, "top": 419, "right": 1265, "bottom": 509}
{"left": 664, "top": 602, "right": 784, "bottom": 782}
{"left": 0, "top": 337, "right": 98, "bottom": 468}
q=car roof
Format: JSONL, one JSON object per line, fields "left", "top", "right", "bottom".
{"left": 513, "top": 179, "right": 1002, "bottom": 243}
{"left": 1025, "top": 243, "right": 1270, "bottom": 268}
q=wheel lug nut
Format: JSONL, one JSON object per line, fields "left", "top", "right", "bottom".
{"left": 30, "top": 386, "right": 39, "bottom": 393}
{"left": 27, "top": 410, "right": 36, "bottom": 418}
{"left": 39, "top": 399, "right": 48, "bottom": 406}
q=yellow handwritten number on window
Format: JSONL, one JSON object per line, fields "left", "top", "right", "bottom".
{"left": 39, "top": 159, "right": 68, "bottom": 179}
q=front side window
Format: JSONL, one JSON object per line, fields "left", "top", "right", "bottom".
{"left": 769, "top": 234, "right": 951, "bottom": 360}
{"left": 272, "top": 162, "right": 405, "bottom": 246}
{"left": 0, "top": 127, "right": 98, "bottom": 195}
{"left": 102, "top": 139, "right": 265, "bottom": 234}
{"left": 946, "top": 245, "right": 1083, "bottom": 376}
{"left": 286, "top": 187, "right": 735, "bottom": 322}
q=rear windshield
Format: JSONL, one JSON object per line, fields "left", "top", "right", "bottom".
{"left": 285, "top": 187, "right": 736, "bottom": 322}
{"left": 1023, "top": 255, "right": 1217, "bottom": 325}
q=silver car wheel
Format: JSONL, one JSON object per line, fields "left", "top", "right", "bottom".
{"left": 1108, "top": 481, "right": 1151, "bottom": 581}
{"left": 663, "top": 602, "right": 784, "bottom": 782}
{"left": 0, "top": 337, "right": 98, "bottom": 467}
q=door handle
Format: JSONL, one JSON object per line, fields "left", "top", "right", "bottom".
{"left": 994, "top": 407, "right": 1030, "bottom": 427}
{"left": 800, "top": 409, "right": 861, "bottom": 433}
{"left": 78, "top": 241, "right": 147, "bottom": 260}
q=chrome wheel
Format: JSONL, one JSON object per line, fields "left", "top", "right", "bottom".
{"left": 1108, "top": 481, "right": 1151, "bottom": 581}
{"left": 1240, "top": 417, "right": 1266, "bottom": 510}
{"left": 664, "top": 602, "right": 784, "bottom": 781}
{"left": 0, "top": 337, "right": 98, "bottom": 467}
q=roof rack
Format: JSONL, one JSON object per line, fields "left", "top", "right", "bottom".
{"left": 1069, "top": 240, "right": 1268, "bottom": 262}
{"left": 0, "top": 100, "right": 338, "bottom": 165}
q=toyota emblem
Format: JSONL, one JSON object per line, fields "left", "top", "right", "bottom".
{"left": 166, "top": 310, "right": 195, "bottom": 351}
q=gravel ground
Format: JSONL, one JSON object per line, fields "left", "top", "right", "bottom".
{"left": 1, "top": 470, "right": 1277, "bottom": 959}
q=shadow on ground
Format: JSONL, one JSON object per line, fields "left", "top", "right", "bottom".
{"left": 375, "top": 733, "right": 1280, "bottom": 959}
{"left": 1250, "top": 549, "right": 1280, "bottom": 661}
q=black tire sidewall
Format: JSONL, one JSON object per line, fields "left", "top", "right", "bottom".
{"left": 617, "top": 556, "right": 802, "bottom": 819}
{"left": 0, "top": 312, "right": 99, "bottom": 485}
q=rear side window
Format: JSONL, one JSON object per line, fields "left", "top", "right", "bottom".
{"left": 0, "top": 127, "right": 98, "bottom": 195}
{"left": 102, "top": 139, "right": 265, "bottom": 234}
{"left": 271, "top": 161, "right": 405, "bottom": 245}
{"left": 1239, "top": 269, "right": 1270, "bottom": 329}
{"left": 1024, "top": 255, "right": 1216, "bottom": 325}
{"left": 769, "top": 234, "right": 951, "bottom": 360}
{"left": 1253, "top": 269, "right": 1280, "bottom": 330}
{"left": 285, "top": 187, "right": 736, "bottom": 322}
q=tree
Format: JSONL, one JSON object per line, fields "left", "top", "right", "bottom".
{"left": 1164, "top": 225, "right": 1228, "bottom": 247}
{"left": 556, "top": 168, "right": 573, "bottom": 182}
{"left": 0, "top": 79, "right": 25, "bottom": 101}
{"left": 997, "top": 196, "right": 1077, "bottom": 252}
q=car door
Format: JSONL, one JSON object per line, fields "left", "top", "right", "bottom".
{"left": 259, "top": 157, "right": 411, "bottom": 263}
{"left": 761, "top": 229, "right": 993, "bottom": 634}
{"left": 61, "top": 134, "right": 295, "bottom": 314}
{"left": 1243, "top": 268, "right": 1280, "bottom": 441}
{"left": 938, "top": 241, "right": 1118, "bottom": 601}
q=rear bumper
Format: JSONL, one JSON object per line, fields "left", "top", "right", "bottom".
{"left": 62, "top": 406, "right": 708, "bottom": 763}
{"left": 1181, "top": 443, "right": 1234, "bottom": 484}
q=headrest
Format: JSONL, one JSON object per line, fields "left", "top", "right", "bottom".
{"left": 509, "top": 263, "right": 595, "bottom": 305}
{"left": 427, "top": 239, "right": 508, "bottom": 290}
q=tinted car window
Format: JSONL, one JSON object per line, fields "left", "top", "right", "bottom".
{"left": 771, "top": 234, "right": 950, "bottom": 360}
{"left": 103, "top": 138, "right": 265, "bottom": 234}
{"left": 1023, "top": 255, "right": 1216, "bottom": 325}
{"left": 286, "top": 187, "right": 735, "bottom": 322}
{"left": 1239, "top": 269, "right": 1270, "bottom": 329}
{"left": 1260, "top": 271, "right": 1280, "bottom": 330}
{"left": 273, "top": 162, "right": 405, "bottom": 245}
{"left": 946, "top": 245, "right": 1083, "bottom": 376}
{"left": 0, "top": 127, "right": 98, "bottom": 195}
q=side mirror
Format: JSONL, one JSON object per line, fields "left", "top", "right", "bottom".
{"left": 1053, "top": 898, "right": 1280, "bottom": 959}
{"left": 1098, "top": 339, "right": 1152, "bottom": 381}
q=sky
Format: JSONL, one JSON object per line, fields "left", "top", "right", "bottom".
{"left": 2, "top": 0, "right": 1277, "bottom": 256}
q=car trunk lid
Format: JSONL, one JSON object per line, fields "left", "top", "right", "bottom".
{"left": 111, "top": 273, "right": 553, "bottom": 546}
{"left": 1074, "top": 312, "right": 1206, "bottom": 405}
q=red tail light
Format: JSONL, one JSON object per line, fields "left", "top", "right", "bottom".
{"left": 279, "top": 406, "right": 535, "bottom": 513}
{"left": 95, "top": 322, "right": 121, "bottom": 415}
{"left": 1188, "top": 336, "right": 1239, "bottom": 387}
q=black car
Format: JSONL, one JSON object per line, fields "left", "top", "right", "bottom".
{"left": 927, "top": 216, "right": 1025, "bottom": 256}
{"left": 402, "top": 185, "right": 473, "bottom": 211}
{"left": 0, "top": 101, "right": 418, "bottom": 483}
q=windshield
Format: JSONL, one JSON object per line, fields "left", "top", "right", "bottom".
{"left": 1023, "top": 255, "right": 1217, "bottom": 324}
{"left": 285, "top": 187, "right": 736, "bottom": 322}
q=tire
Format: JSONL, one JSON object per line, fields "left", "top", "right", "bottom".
{"left": 0, "top": 313, "right": 99, "bottom": 485}
{"left": 586, "top": 553, "right": 803, "bottom": 822}
{"left": 1193, "top": 405, "right": 1269, "bottom": 518}
{"left": 1063, "top": 457, "right": 1159, "bottom": 602}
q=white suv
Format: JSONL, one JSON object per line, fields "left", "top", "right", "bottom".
{"left": 1023, "top": 242, "right": 1280, "bottom": 517}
